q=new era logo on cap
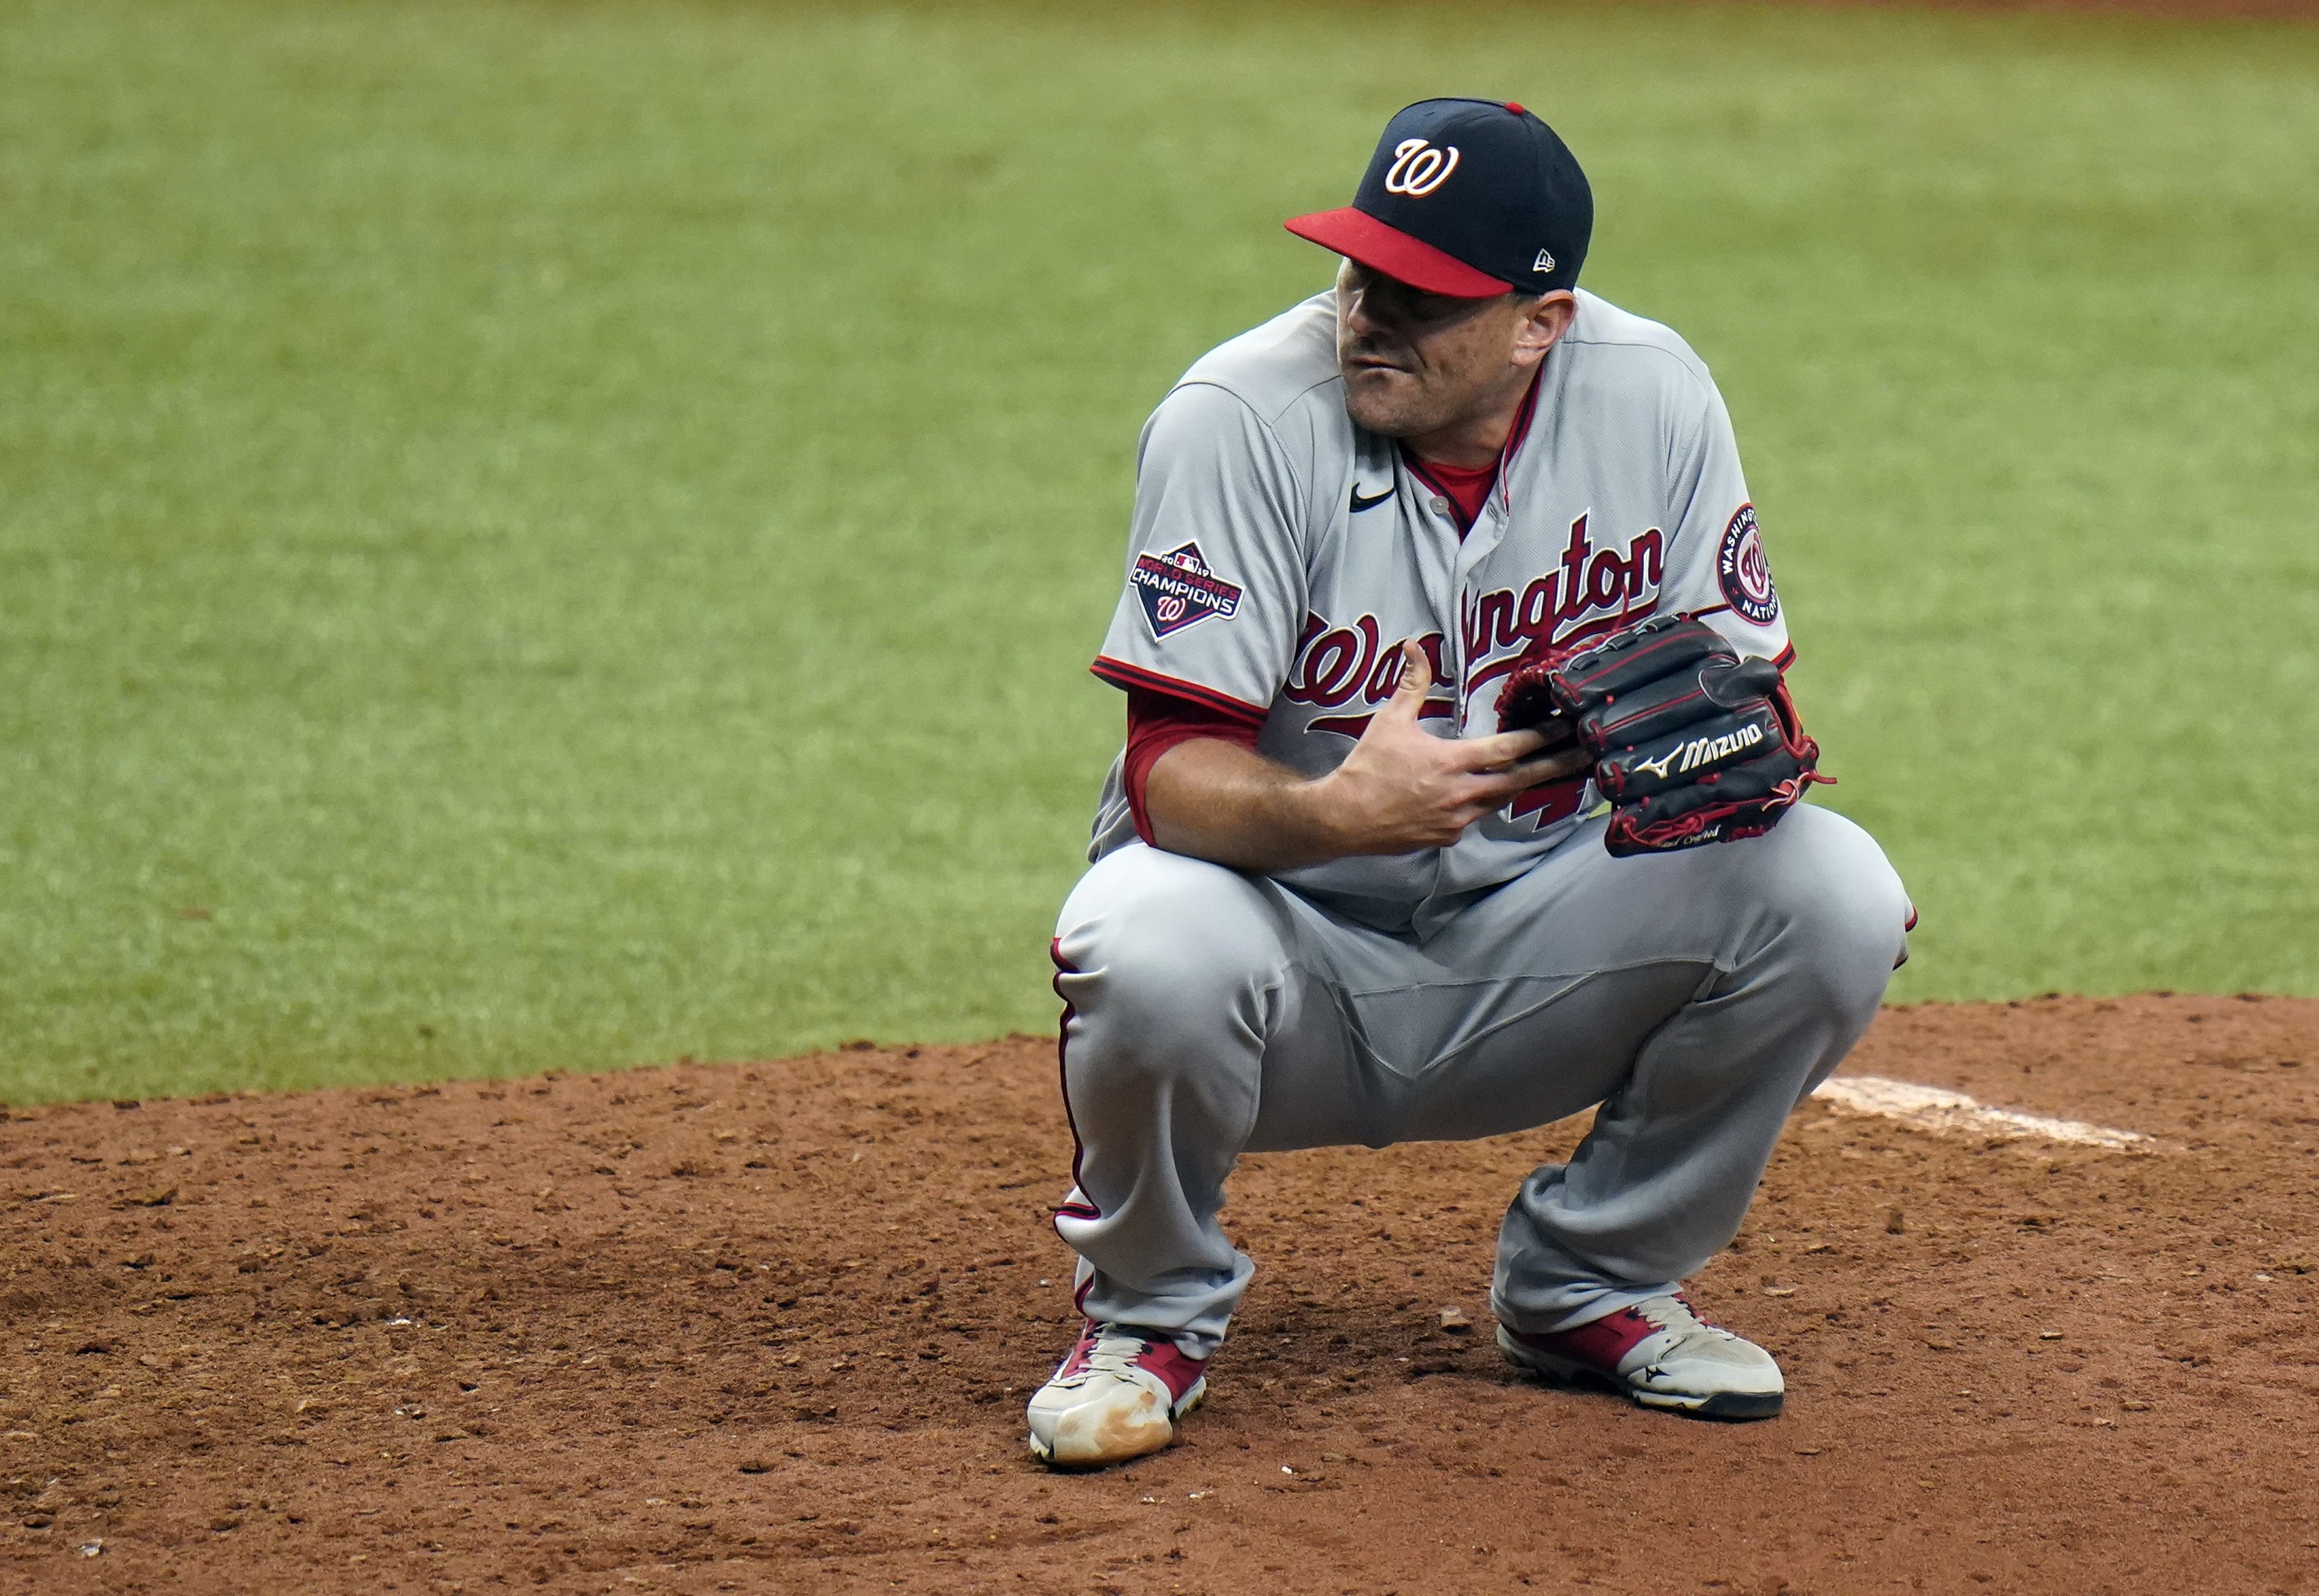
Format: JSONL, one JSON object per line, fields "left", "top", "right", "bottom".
{"left": 1285, "top": 98, "right": 1592, "bottom": 299}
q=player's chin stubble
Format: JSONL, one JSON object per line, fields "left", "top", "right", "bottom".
{"left": 1337, "top": 317, "right": 1515, "bottom": 441}
{"left": 1336, "top": 284, "right": 1532, "bottom": 440}
{"left": 1339, "top": 362, "right": 1452, "bottom": 439}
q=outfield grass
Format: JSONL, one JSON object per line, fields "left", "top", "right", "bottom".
{"left": 3, "top": 0, "right": 2316, "bottom": 1103}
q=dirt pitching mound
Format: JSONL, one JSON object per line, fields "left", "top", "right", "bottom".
{"left": 2, "top": 996, "right": 2314, "bottom": 1594}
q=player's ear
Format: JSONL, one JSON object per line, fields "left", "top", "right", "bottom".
{"left": 1511, "top": 290, "right": 1578, "bottom": 367}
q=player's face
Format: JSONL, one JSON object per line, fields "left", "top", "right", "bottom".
{"left": 1333, "top": 260, "right": 1535, "bottom": 439}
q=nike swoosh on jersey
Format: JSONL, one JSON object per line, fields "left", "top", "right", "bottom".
{"left": 1349, "top": 484, "right": 1394, "bottom": 513}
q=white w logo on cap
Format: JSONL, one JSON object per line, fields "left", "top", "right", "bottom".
{"left": 1383, "top": 139, "right": 1460, "bottom": 197}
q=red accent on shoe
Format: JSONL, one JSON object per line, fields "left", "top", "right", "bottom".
{"left": 1054, "top": 1319, "right": 1102, "bottom": 1377}
{"left": 1508, "top": 1294, "right": 1717, "bottom": 1376}
{"left": 1133, "top": 1339, "right": 1207, "bottom": 1403}
{"left": 1508, "top": 1307, "right": 1653, "bottom": 1373}
{"left": 1058, "top": 1320, "right": 1206, "bottom": 1403}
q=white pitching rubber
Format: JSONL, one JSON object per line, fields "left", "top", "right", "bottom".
{"left": 1812, "top": 1075, "right": 2153, "bottom": 1152}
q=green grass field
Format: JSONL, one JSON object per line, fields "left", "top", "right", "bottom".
{"left": 4, "top": 0, "right": 2316, "bottom": 1103}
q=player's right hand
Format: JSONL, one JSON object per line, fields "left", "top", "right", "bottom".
{"left": 1312, "top": 642, "right": 1591, "bottom": 856}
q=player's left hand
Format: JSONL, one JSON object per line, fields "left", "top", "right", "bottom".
{"left": 1496, "top": 615, "right": 1830, "bottom": 856}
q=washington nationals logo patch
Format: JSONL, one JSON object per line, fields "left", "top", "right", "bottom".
{"left": 1133, "top": 542, "right": 1243, "bottom": 640}
{"left": 1716, "top": 505, "right": 1780, "bottom": 627}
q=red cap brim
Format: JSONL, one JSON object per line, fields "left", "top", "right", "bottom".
{"left": 1282, "top": 207, "right": 1511, "bottom": 298}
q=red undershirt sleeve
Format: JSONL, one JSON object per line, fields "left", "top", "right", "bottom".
{"left": 1122, "top": 685, "right": 1265, "bottom": 846}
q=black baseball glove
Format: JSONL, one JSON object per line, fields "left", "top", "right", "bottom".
{"left": 1494, "top": 613, "right": 1828, "bottom": 857}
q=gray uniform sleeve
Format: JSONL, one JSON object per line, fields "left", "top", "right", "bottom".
{"left": 1653, "top": 376, "right": 1794, "bottom": 666}
{"left": 1090, "top": 381, "right": 1310, "bottom": 717}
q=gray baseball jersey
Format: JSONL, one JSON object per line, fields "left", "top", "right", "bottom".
{"left": 1087, "top": 288, "right": 1791, "bottom": 935}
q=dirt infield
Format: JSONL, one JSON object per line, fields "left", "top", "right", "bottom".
{"left": 2, "top": 995, "right": 2314, "bottom": 1594}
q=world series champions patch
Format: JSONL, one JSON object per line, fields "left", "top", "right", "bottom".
{"left": 1132, "top": 542, "right": 1243, "bottom": 639}
{"left": 1716, "top": 505, "right": 1780, "bottom": 626}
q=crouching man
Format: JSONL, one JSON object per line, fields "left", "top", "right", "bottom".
{"left": 1028, "top": 99, "right": 1912, "bottom": 1468}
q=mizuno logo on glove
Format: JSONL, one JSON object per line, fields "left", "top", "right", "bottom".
{"left": 1674, "top": 722, "right": 1764, "bottom": 774}
{"left": 1490, "top": 613, "right": 1828, "bottom": 857}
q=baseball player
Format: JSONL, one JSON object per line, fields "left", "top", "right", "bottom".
{"left": 1027, "top": 99, "right": 1913, "bottom": 1468}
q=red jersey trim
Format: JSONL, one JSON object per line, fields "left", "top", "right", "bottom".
{"left": 1403, "top": 453, "right": 1496, "bottom": 535}
{"left": 1090, "top": 657, "right": 1268, "bottom": 724}
{"left": 1402, "top": 452, "right": 1460, "bottom": 504}
{"left": 1501, "top": 365, "right": 1543, "bottom": 474}
{"left": 1402, "top": 367, "right": 1543, "bottom": 532}
{"left": 1048, "top": 940, "right": 1101, "bottom": 1229}
{"left": 1122, "top": 686, "right": 1263, "bottom": 846}
{"left": 1684, "top": 605, "right": 1798, "bottom": 672}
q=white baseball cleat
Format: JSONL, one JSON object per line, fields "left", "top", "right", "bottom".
{"left": 1498, "top": 1293, "right": 1784, "bottom": 1420}
{"left": 1027, "top": 1319, "right": 1208, "bottom": 1467}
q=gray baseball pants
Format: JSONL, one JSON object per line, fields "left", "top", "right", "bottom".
{"left": 1049, "top": 805, "right": 1911, "bottom": 1358}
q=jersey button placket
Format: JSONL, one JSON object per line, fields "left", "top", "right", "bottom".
{"left": 1450, "top": 487, "right": 1513, "bottom": 736}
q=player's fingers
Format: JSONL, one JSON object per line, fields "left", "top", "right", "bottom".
{"left": 1510, "top": 745, "right": 1593, "bottom": 788}
{"left": 1469, "top": 747, "right": 1590, "bottom": 802}
{"left": 1458, "top": 726, "right": 1548, "bottom": 768}
{"left": 1377, "top": 641, "right": 1431, "bottom": 722}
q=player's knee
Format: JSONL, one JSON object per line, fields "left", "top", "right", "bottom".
{"left": 1055, "top": 847, "right": 1287, "bottom": 1049}
{"left": 1748, "top": 807, "right": 1911, "bottom": 1012}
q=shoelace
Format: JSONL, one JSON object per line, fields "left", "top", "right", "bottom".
{"left": 1632, "top": 1296, "right": 1738, "bottom": 1347}
{"left": 1073, "top": 1326, "right": 1158, "bottom": 1382}
{"left": 1085, "top": 1326, "right": 1159, "bottom": 1373}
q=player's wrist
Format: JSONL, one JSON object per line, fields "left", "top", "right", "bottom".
{"left": 1288, "top": 768, "right": 1370, "bottom": 861}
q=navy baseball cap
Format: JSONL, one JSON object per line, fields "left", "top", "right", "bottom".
{"left": 1285, "top": 98, "right": 1592, "bottom": 298}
